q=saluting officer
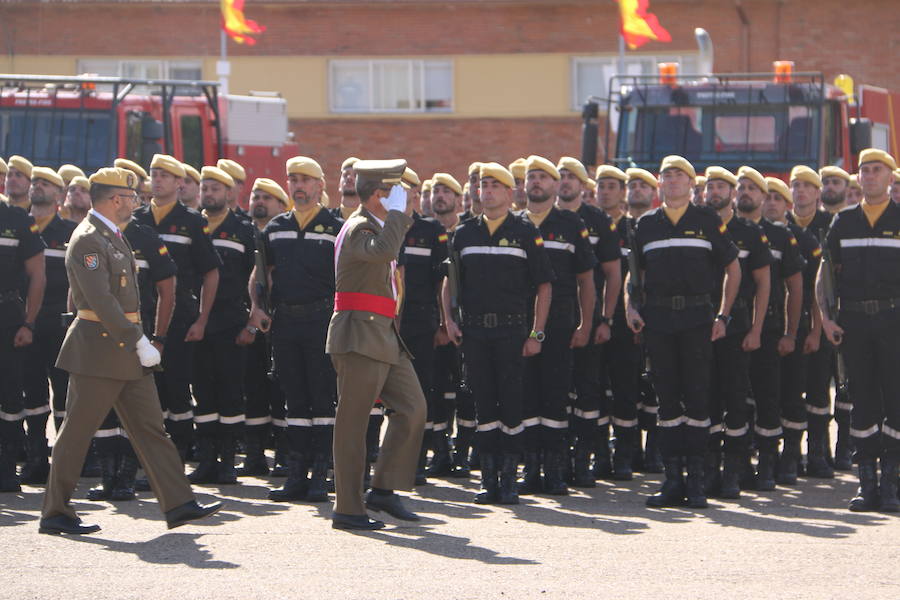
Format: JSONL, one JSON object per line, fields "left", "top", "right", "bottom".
{"left": 189, "top": 166, "right": 257, "bottom": 485}
{"left": 254, "top": 157, "right": 341, "bottom": 503}
{"left": 735, "top": 166, "right": 805, "bottom": 491}
{"left": 703, "top": 166, "right": 771, "bottom": 499}
{"left": 0, "top": 189, "right": 45, "bottom": 492}
{"left": 556, "top": 158, "right": 622, "bottom": 486}
{"left": 21, "top": 167, "right": 76, "bottom": 485}
{"left": 819, "top": 149, "right": 900, "bottom": 513}
{"left": 133, "top": 154, "right": 222, "bottom": 458}
{"left": 444, "top": 163, "right": 554, "bottom": 505}
{"left": 627, "top": 155, "right": 740, "bottom": 509}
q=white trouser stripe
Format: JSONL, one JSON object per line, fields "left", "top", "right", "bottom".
{"left": 612, "top": 417, "right": 639, "bottom": 428}
{"left": 685, "top": 418, "right": 711, "bottom": 428}
{"left": 272, "top": 419, "right": 287, "bottom": 428}
{"left": 287, "top": 418, "right": 312, "bottom": 427}
{"left": 424, "top": 422, "right": 434, "bottom": 430}
{"left": 805, "top": 404, "right": 830, "bottom": 416}
{"left": 245, "top": 416, "right": 272, "bottom": 426}
{"left": 754, "top": 425, "right": 783, "bottom": 437}
{"left": 500, "top": 423, "right": 525, "bottom": 435}
{"left": 883, "top": 425, "right": 900, "bottom": 440}
{"left": 443, "top": 393, "right": 457, "bottom": 400}
{"left": 574, "top": 409, "right": 601, "bottom": 420}
{"left": 194, "top": 413, "right": 219, "bottom": 424}
{"left": 708, "top": 423, "right": 724, "bottom": 434}
{"left": 522, "top": 417, "right": 540, "bottom": 428}
{"left": 0, "top": 410, "right": 26, "bottom": 421}
{"left": 93, "top": 428, "right": 122, "bottom": 438}
{"left": 781, "top": 418, "right": 807, "bottom": 431}
{"left": 312, "top": 417, "right": 335, "bottom": 426}
{"left": 835, "top": 401, "right": 853, "bottom": 411}
{"left": 641, "top": 405, "right": 659, "bottom": 414}
{"left": 541, "top": 417, "right": 569, "bottom": 429}
{"left": 596, "top": 416, "right": 611, "bottom": 426}
{"left": 457, "top": 419, "right": 476, "bottom": 428}
{"left": 477, "top": 421, "right": 500, "bottom": 432}
{"left": 220, "top": 414, "right": 246, "bottom": 425}
{"left": 851, "top": 425, "right": 880, "bottom": 438}
{"left": 659, "top": 416, "right": 686, "bottom": 428}
{"left": 725, "top": 424, "right": 749, "bottom": 437}
{"left": 168, "top": 411, "right": 194, "bottom": 422}
{"left": 433, "top": 422, "right": 448, "bottom": 432}
{"left": 24, "top": 405, "right": 51, "bottom": 416}
{"left": 54, "top": 410, "right": 66, "bottom": 419}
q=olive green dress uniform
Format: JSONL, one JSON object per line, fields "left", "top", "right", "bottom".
{"left": 326, "top": 164, "right": 426, "bottom": 517}
{"left": 42, "top": 211, "right": 193, "bottom": 521}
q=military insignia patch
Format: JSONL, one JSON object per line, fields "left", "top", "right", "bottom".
{"left": 437, "top": 233, "right": 448, "bottom": 243}
{"left": 499, "top": 238, "right": 509, "bottom": 246}
{"left": 83, "top": 253, "right": 99, "bottom": 270}
{"left": 314, "top": 224, "right": 325, "bottom": 232}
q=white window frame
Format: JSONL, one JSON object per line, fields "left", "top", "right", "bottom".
{"left": 571, "top": 53, "right": 699, "bottom": 112}
{"left": 329, "top": 59, "right": 454, "bottom": 114}
{"left": 76, "top": 59, "right": 203, "bottom": 81}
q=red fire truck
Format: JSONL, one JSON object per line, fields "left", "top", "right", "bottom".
{"left": 582, "top": 60, "right": 900, "bottom": 178}
{"left": 0, "top": 73, "right": 299, "bottom": 207}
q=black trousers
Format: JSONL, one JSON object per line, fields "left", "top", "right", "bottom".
{"left": 603, "top": 323, "right": 642, "bottom": 441}
{"left": 805, "top": 335, "right": 835, "bottom": 429}
{"left": 23, "top": 319, "right": 67, "bottom": 435}
{"left": 463, "top": 326, "right": 528, "bottom": 454}
{"left": 155, "top": 318, "right": 196, "bottom": 442}
{"left": 0, "top": 326, "right": 25, "bottom": 452}
{"left": 749, "top": 329, "right": 783, "bottom": 452}
{"left": 193, "top": 324, "right": 247, "bottom": 437}
{"left": 244, "top": 333, "right": 286, "bottom": 433}
{"left": 432, "top": 342, "right": 474, "bottom": 439}
{"left": 400, "top": 327, "right": 436, "bottom": 434}
{"left": 709, "top": 332, "right": 751, "bottom": 453}
{"left": 779, "top": 323, "right": 810, "bottom": 440}
{"left": 572, "top": 340, "right": 604, "bottom": 442}
{"left": 272, "top": 309, "right": 335, "bottom": 456}
{"left": 644, "top": 323, "right": 712, "bottom": 459}
{"left": 839, "top": 308, "right": 900, "bottom": 461}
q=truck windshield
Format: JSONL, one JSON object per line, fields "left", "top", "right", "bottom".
{"left": 616, "top": 104, "right": 819, "bottom": 172}
{"left": 0, "top": 108, "right": 113, "bottom": 172}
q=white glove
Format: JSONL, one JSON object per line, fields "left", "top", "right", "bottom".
{"left": 380, "top": 185, "right": 407, "bottom": 213}
{"left": 135, "top": 334, "right": 161, "bottom": 367}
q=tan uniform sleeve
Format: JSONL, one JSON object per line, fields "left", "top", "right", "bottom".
{"left": 344, "top": 210, "right": 413, "bottom": 264}
{"left": 67, "top": 234, "right": 144, "bottom": 348}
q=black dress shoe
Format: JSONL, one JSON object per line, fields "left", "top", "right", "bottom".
{"left": 39, "top": 514, "right": 101, "bottom": 535}
{"left": 364, "top": 491, "right": 420, "bottom": 521}
{"left": 331, "top": 512, "right": 385, "bottom": 530}
{"left": 165, "top": 499, "right": 224, "bottom": 530}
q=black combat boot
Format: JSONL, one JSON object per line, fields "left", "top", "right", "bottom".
{"left": 543, "top": 450, "right": 569, "bottom": 496}
{"left": 806, "top": 424, "right": 835, "bottom": 478}
{"left": 415, "top": 442, "right": 429, "bottom": 486}
{"left": 685, "top": 455, "right": 708, "bottom": 508}
{"left": 592, "top": 429, "right": 613, "bottom": 479}
{"left": 0, "top": 432, "right": 22, "bottom": 493}
{"left": 80, "top": 440, "right": 102, "bottom": 478}
{"left": 739, "top": 452, "right": 758, "bottom": 490}
{"left": 187, "top": 436, "right": 219, "bottom": 484}
{"left": 849, "top": 458, "right": 879, "bottom": 512}
{"left": 474, "top": 453, "right": 499, "bottom": 504}
{"left": 268, "top": 451, "right": 309, "bottom": 502}
{"left": 572, "top": 438, "right": 596, "bottom": 488}
{"left": 217, "top": 433, "right": 238, "bottom": 485}
{"left": 271, "top": 428, "right": 289, "bottom": 477}
{"left": 20, "top": 430, "right": 50, "bottom": 485}
{"left": 702, "top": 450, "right": 722, "bottom": 497}
{"left": 642, "top": 427, "right": 664, "bottom": 473}
{"left": 879, "top": 456, "right": 900, "bottom": 513}
{"left": 834, "top": 420, "right": 854, "bottom": 471}
{"left": 776, "top": 435, "right": 801, "bottom": 485}
{"left": 239, "top": 428, "right": 270, "bottom": 476}
{"left": 719, "top": 452, "right": 742, "bottom": 499}
{"left": 646, "top": 457, "right": 685, "bottom": 507}
{"left": 756, "top": 450, "right": 777, "bottom": 491}
{"left": 498, "top": 453, "right": 519, "bottom": 505}
{"left": 110, "top": 450, "right": 139, "bottom": 501}
{"left": 306, "top": 454, "right": 330, "bottom": 503}
{"left": 612, "top": 430, "right": 635, "bottom": 481}
{"left": 427, "top": 430, "right": 453, "bottom": 477}
{"left": 631, "top": 431, "right": 645, "bottom": 472}
{"left": 518, "top": 451, "right": 543, "bottom": 495}
{"left": 86, "top": 445, "right": 119, "bottom": 501}
{"left": 450, "top": 429, "right": 472, "bottom": 478}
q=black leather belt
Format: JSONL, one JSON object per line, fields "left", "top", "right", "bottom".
{"left": 464, "top": 312, "right": 528, "bottom": 329}
{"left": 277, "top": 298, "right": 333, "bottom": 317}
{"left": 841, "top": 297, "right": 900, "bottom": 315}
{"left": 0, "top": 290, "right": 20, "bottom": 304}
{"left": 645, "top": 294, "right": 711, "bottom": 310}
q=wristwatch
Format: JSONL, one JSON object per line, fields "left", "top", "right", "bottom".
{"left": 529, "top": 330, "right": 546, "bottom": 343}
{"left": 715, "top": 313, "right": 732, "bottom": 326}
{"left": 246, "top": 325, "right": 259, "bottom": 336}
{"left": 598, "top": 316, "right": 613, "bottom": 327}
{"left": 22, "top": 321, "right": 35, "bottom": 332}
{"left": 150, "top": 334, "right": 167, "bottom": 346}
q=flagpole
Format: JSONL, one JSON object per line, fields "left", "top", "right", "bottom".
{"left": 617, "top": 34, "right": 626, "bottom": 76}
{"left": 217, "top": 29, "right": 230, "bottom": 96}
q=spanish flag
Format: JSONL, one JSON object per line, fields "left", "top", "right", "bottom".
{"left": 617, "top": 0, "right": 671, "bottom": 50}
{"left": 221, "top": 0, "right": 266, "bottom": 46}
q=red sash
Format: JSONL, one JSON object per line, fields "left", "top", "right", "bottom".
{"left": 334, "top": 292, "right": 396, "bottom": 319}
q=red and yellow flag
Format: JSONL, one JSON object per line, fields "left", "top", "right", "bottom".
{"left": 617, "top": 0, "right": 671, "bottom": 50}
{"left": 221, "top": 0, "right": 266, "bottom": 46}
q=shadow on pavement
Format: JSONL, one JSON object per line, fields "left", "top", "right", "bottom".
{"left": 61, "top": 532, "right": 240, "bottom": 569}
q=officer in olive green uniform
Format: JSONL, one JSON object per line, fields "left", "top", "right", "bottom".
{"left": 39, "top": 167, "right": 222, "bottom": 535}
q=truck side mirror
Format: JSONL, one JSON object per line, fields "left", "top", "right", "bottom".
{"left": 581, "top": 101, "right": 600, "bottom": 167}
{"left": 849, "top": 118, "right": 872, "bottom": 155}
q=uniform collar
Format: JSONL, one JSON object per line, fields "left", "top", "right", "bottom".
{"left": 89, "top": 209, "right": 120, "bottom": 236}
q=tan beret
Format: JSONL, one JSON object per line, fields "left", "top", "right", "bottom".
{"left": 737, "top": 166, "right": 768, "bottom": 193}
{"left": 849, "top": 174, "right": 861, "bottom": 189}
{"left": 766, "top": 177, "right": 792, "bottom": 204}
{"left": 114, "top": 158, "right": 148, "bottom": 180}
{"left": 585, "top": 179, "right": 597, "bottom": 191}
{"left": 479, "top": 163, "right": 515, "bottom": 189}
{"left": 431, "top": 173, "right": 462, "bottom": 195}
{"left": 704, "top": 166, "right": 737, "bottom": 187}
{"left": 402, "top": 167, "right": 421, "bottom": 187}
{"left": 57, "top": 164, "right": 85, "bottom": 186}
{"left": 341, "top": 157, "right": 360, "bottom": 171}
{"left": 183, "top": 164, "right": 201, "bottom": 184}
{"left": 7, "top": 155, "right": 33, "bottom": 179}
{"left": 595, "top": 165, "right": 628, "bottom": 182}
{"left": 556, "top": 156, "right": 590, "bottom": 185}
{"left": 508, "top": 158, "right": 527, "bottom": 180}
{"left": 468, "top": 162, "right": 483, "bottom": 176}
{"left": 526, "top": 155, "right": 560, "bottom": 180}
{"left": 789, "top": 165, "right": 822, "bottom": 189}
{"left": 90, "top": 167, "right": 138, "bottom": 190}
{"left": 659, "top": 155, "right": 696, "bottom": 179}
{"left": 695, "top": 176, "right": 707, "bottom": 187}
{"left": 819, "top": 165, "right": 851, "bottom": 182}
{"left": 150, "top": 154, "right": 186, "bottom": 178}
{"left": 216, "top": 159, "right": 246, "bottom": 183}
{"left": 0, "top": 157, "right": 7, "bottom": 175}
{"left": 858, "top": 148, "right": 897, "bottom": 171}
{"left": 31, "top": 166, "right": 65, "bottom": 189}
{"left": 252, "top": 177, "right": 291, "bottom": 209}
{"left": 463, "top": 181, "right": 470, "bottom": 194}
{"left": 626, "top": 167, "right": 658, "bottom": 189}
{"left": 201, "top": 166, "right": 235, "bottom": 189}
{"left": 286, "top": 156, "right": 325, "bottom": 180}
{"left": 140, "top": 180, "right": 152, "bottom": 194}
{"left": 69, "top": 175, "right": 91, "bottom": 191}
{"left": 421, "top": 179, "right": 433, "bottom": 193}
